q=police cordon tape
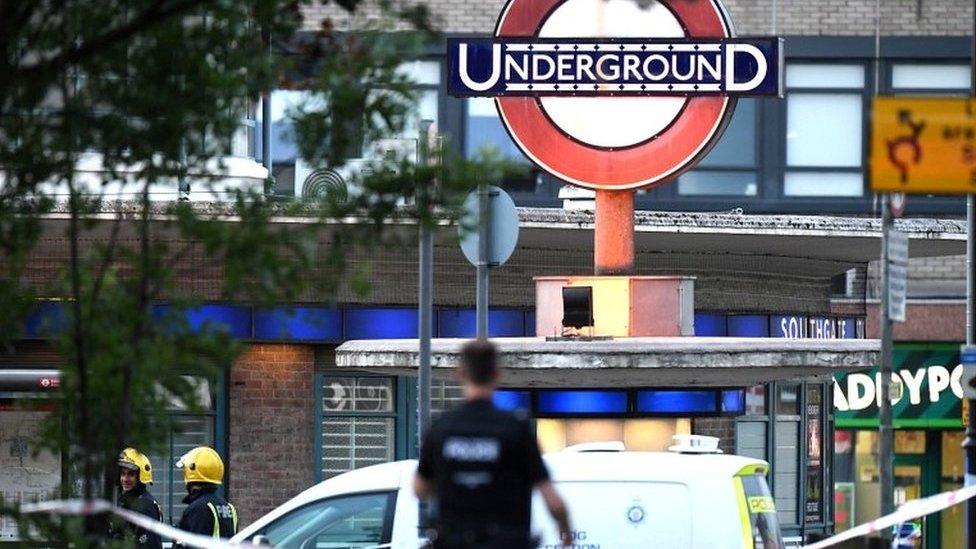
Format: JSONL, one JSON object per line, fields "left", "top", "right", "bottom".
{"left": 23, "top": 485, "right": 976, "bottom": 549}
{"left": 803, "top": 484, "right": 976, "bottom": 549}
{"left": 20, "top": 499, "right": 263, "bottom": 549}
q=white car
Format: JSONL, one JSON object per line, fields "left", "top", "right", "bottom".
{"left": 232, "top": 436, "right": 784, "bottom": 548}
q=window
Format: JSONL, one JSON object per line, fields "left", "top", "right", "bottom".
{"left": 773, "top": 384, "right": 801, "bottom": 526}
{"left": 776, "top": 385, "right": 800, "bottom": 416}
{"left": 678, "top": 98, "right": 759, "bottom": 196}
{"left": 0, "top": 402, "right": 60, "bottom": 540}
{"left": 231, "top": 101, "right": 256, "bottom": 158}
{"left": 397, "top": 60, "right": 441, "bottom": 142}
{"left": 155, "top": 414, "right": 216, "bottom": 525}
{"left": 260, "top": 60, "right": 441, "bottom": 197}
{"left": 321, "top": 376, "right": 396, "bottom": 479}
{"left": 736, "top": 385, "right": 768, "bottom": 461}
{"left": 891, "top": 64, "right": 971, "bottom": 92}
{"left": 464, "top": 98, "right": 541, "bottom": 195}
{"left": 431, "top": 380, "right": 464, "bottom": 415}
{"left": 784, "top": 64, "right": 866, "bottom": 197}
{"left": 257, "top": 491, "right": 396, "bottom": 548}
{"left": 805, "top": 385, "right": 825, "bottom": 524}
{"left": 465, "top": 97, "right": 525, "bottom": 162}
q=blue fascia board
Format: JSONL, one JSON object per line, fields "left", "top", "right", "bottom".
{"left": 253, "top": 307, "right": 342, "bottom": 342}
{"left": 437, "top": 309, "right": 525, "bottom": 338}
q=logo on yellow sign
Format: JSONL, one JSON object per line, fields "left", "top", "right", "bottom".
{"left": 871, "top": 97, "right": 976, "bottom": 195}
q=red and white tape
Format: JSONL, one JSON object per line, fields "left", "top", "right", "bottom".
{"left": 803, "top": 484, "right": 976, "bottom": 549}
{"left": 21, "top": 499, "right": 263, "bottom": 549}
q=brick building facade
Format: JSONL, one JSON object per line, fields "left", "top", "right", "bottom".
{"left": 229, "top": 345, "right": 317, "bottom": 525}
{"left": 302, "top": 0, "right": 975, "bottom": 36}
{"left": 2, "top": 0, "right": 971, "bottom": 544}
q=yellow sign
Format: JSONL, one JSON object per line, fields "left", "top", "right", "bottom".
{"left": 871, "top": 97, "right": 976, "bottom": 194}
{"left": 747, "top": 496, "right": 776, "bottom": 514}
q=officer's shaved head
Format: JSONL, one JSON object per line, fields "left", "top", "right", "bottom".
{"left": 459, "top": 339, "right": 498, "bottom": 386}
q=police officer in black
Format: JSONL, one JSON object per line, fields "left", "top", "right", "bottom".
{"left": 111, "top": 447, "right": 163, "bottom": 549}
{"left": 414, "top": 339, "right": 572, "bottom": 549}
{"left": 174, "top": 446, "right": 238, "bottom": 544}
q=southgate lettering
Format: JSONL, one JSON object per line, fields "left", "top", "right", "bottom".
{"left": 449, "top": 38, "right": 782, "bottom": 97}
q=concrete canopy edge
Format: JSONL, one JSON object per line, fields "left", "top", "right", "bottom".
{"left": 333, "top": 337, "right": 880, "bottom": 388}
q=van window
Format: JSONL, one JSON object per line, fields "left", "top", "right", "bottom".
{"left": 257, "top": 491, "right": 396, "bottom": 548}
{"left": 739, "top": 474, "right": 784, "bottom": 549}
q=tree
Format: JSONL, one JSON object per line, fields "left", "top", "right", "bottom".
{"left": 0, "top": 0, "right": 505, "bottom": 543}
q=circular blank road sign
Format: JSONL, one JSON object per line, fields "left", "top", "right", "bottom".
{"left": 459, "top": 186, "right": 520, "bottom": 267}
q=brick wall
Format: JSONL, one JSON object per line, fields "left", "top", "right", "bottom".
{"left": 866, "top": 254, "right": 966, "bottom": 299}
{"left": 301, "top": 0, "right": 974, "bottom": 35}
{"left": 24, "top": 227, "right": 843, "bottom": 313}
{"left": 0, "top": 340, "right": 61, "bottom": 364}
{"left": 863, "top": 300, "right": 965, "bottom": 341}
{"left": 229, "top": 344, "right": 316, "bottom": 527}
{"left": 692, "top": 417, "right": 735, "bottom": 454}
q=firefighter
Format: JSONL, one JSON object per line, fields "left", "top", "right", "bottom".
{"left": 112, "top": 447, "right": 163, "bottom": 549}
{"left": 175, "top": 446, "right": 238, "bottom": 541}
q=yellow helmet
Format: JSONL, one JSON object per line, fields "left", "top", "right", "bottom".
{"left": 176, "top": 446, "right": 224, "bottom": 485}
{"left": 118, "top": 447, "right": 154, "bottom": 485}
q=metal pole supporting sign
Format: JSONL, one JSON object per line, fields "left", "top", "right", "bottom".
{"left": 459, "top": 186, "right": 520, "bottom": 340}
{"left": 417, "top": 120, "right": 436, "bottom": 449}
{"left": 966, "top": 10, "right": 976, "bottom": 548}
{"left": 879, "top": 193, "right": 896, "bottom": 536}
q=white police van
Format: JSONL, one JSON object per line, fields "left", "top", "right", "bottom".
{"left": 232, "top": 435, "right": 784, "bottom": 548}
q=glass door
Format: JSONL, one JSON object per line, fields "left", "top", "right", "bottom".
{"left": 941, "top": 431, "right": 964, "bottom": 549}
{"left": 892, "top": 458, "right": 924, "bottom": 548}
{"left": 893, "top": 431, "right": 941, "bottom": 549}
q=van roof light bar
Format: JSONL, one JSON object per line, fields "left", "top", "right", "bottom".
{"left": 668, "top": 434, "right": 722, "bottom": 454}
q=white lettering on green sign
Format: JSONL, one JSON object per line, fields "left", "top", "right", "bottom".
{"left": 833, "top": 364, "right": 964, "bottom": 411}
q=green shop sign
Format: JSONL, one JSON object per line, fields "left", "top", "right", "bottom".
{"left": 834, "top": 343, "right": 963, "bottom": 429}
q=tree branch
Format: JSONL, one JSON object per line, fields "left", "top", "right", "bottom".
{"left": 86, "top": 207, "right": 124, "bottom": 326}
{"left": 12, "top": 0, "right": 211, "bottom": 81}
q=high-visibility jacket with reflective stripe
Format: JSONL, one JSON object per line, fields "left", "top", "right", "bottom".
{"left": 177, "top": 486, "right": 238, "bottom": 541}
{"left": 206, "top": 501, "right": 238, "bottom": 538}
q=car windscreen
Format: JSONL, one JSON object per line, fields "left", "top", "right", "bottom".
{"left": 256, "top": 491, "right": 396, "bottom": 549}
{"left": 738, "top": 473, "right": 784, "bottom": 549}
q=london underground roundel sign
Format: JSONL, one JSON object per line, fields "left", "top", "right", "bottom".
{"left": 448, "top": 0, "right": 783, "bottom": 191}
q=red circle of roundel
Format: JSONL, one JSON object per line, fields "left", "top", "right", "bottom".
{"left": 495, "top": 0, "right": 733, "bottom": 191}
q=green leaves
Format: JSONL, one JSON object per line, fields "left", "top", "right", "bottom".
{"left": 0, "top": 1, "right": 514, "bottom": 544}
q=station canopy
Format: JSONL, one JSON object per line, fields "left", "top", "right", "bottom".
{"left": 335, "top": 337, "right": 880, "bottom": 388}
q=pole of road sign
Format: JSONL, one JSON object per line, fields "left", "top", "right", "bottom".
{"left": 879, "top": 193, "right": 895, "bottom": 535}
{"left": 476, "top": 182, "right": 491, "bottom": 340}
{"left": 417, "top": 120, "right": 434, "bottom": 453}
{"left": 460, "top": 187, "right": 519, "bottom": 338}
{"left": 966, "top": 12, "right": 976, "bottom": 549}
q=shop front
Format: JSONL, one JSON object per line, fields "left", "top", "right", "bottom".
{"left": 832, "top": 343, "right": 965, "bottom": 548}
